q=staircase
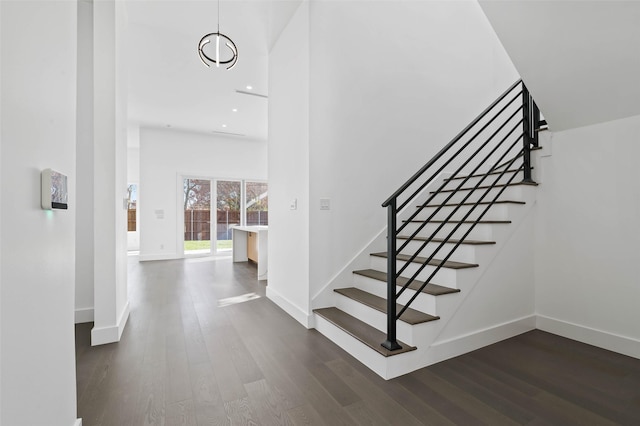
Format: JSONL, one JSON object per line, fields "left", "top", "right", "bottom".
{"left": 313, "top": 80, "right": 545, "bottom": 379}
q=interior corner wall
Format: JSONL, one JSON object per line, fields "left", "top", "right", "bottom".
{"left": 306, "top": 0, "right": 519, "bottom": 300}
{"left": 267, "top": 0, "right": 311, "bottom": 325}
{"left": 138, "top": 128, "right": 267, "bottom": 261}
{"left": 76, "top": 0, "right": 95, "bottom": 324}
{"left": 535, "top": 115, "right": 640, "bottom": 357}
{"left": 1, "top": 1, "right": 79, "bottom": 424}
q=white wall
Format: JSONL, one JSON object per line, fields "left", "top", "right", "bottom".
{"left": 76, "top": 0, "right": 95, "bottom": 324}
{"left": 139, "top": 127, "right": 267, "bottom": 261}
{"left": 267, "top": 0, "right": 311, "bottom": 325}
{"left": 535, "top": 115, "right": 640, "bottom": 358}
{"left": 1, "top": 1, "right": 79, "bottom": 425}
{"left": 267, "top": 0, "right": 518, "bottom": 321}
{"left": 308, "top": 0, "right": 518, "bottom": 303}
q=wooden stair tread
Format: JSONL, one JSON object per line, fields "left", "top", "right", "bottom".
{"left": 396, "top": 236, "right": 495, "bottom": 245}
{"left": 444, "top": 168, "right": 528, "bottom": 181}
{"left": 403, "top": 219, "right": 511, "bottom": 224}
{"left": 371, "top": 252, "right": 478, "bottom": 269}
{"left": 353, "top": 269, "right": 460, "bottom": 296}
{"left": 430, "top": 181, "right": 538, "bottom": 194}
{"left": 334, "top": 287, "right": 439, "bottom": 325}
{"left": 313, "top": 307, "right": 416, "bottom": 357}
{"left": 419, "top": 200, "right": 525, "bottom": 208}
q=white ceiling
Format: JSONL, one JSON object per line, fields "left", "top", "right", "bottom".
{"left": 124, "top": 0, "right": 301, "bottom": 140}
{"left": 479, "top": 0, "right": 640, "bottom": 132}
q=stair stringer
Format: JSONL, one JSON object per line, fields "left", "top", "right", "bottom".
{"left": 310, "top": 172, "right": 452, "bottom": 312}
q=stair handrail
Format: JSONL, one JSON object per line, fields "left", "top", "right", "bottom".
{"left": 382, "top": 79, "right": 522, "bottom": 210}
{"left": 381, "top": 80, "right": 541, "bottom": 351}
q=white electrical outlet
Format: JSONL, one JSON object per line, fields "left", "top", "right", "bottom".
{"left": 320, "top": 198, "right": 330, "bottom": 210}
{"left": 290, "top": 198, "right": 297, "bottom": 210}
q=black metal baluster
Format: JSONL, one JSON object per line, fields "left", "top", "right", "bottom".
{"left": 522, "top": 83, "right": 535, "bottom": 183}
{"left": 382, "top": 200, "right": 401, "bottom": 351}
{"left": 532, "top": 100, "right": 541, "bottom": 148}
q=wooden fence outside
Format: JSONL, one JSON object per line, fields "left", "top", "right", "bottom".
{"left": 184, "top": 210, "right": 268, "bottom": 241}
{"left": 128, "top": 209, "right": 136, "bottom": 232}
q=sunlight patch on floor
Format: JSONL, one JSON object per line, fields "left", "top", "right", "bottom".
{"left": 218, "top": 292, "right": 261, "bottom": 307}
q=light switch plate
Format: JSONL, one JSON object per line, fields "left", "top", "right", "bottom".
{"left": 290, "top": 198, "right": 297, "bottom": 210}
{"left": 320, "top": 198, "right": 330, "bottom": 210}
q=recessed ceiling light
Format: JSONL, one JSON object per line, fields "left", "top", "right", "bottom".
{"left": 246, "top": 85, "right": 253, "bottom": 90}
{"left": 232, "top": 108, "right": 238, "bottom": 112}
{"left": 222, "top": 124, "right": 227, "bottom": 128}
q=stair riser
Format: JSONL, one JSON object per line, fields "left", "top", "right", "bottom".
{"left": 334, "top": 294, "right": 419, "bottom": 345}
{"left": 370, "top": 256, "right": 461, "bottom": 288}
{"left": 400, "top": 222, "right": 495, "bottom": 241}
{"left": 428, "top": 185, "right": 524, "bottom": 204}
{"left": 397, "top": 239, "right": 478, "bottom": 264}
{"left": 352, "top": 274, "right": 438, "bottom": 314}
{"left": 412, "top": 203, "right": 510, "bottom": 222}
{"left": 314, "top": 314, "right": 420, "bottom": 380}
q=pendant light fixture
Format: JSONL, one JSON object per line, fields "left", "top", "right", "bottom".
{"left": 198, "top": 0, "right": 238, "bottom": 70}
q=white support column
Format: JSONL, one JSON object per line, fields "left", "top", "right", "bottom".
{"left": 92, "top": 0, "right": 129, "bottom": 345}
{"left": 76, "top": 0, "right": 95, "bottom": 325}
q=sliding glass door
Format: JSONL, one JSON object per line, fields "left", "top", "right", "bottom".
{"left": 182, "top": 177, "right": 267, "bottom": 256}
{"left": 245, "top": 181, "right": 268, "bottom": 226}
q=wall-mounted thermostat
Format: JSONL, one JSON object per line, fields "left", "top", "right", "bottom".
{"left": 41, "top": 168, "right": 68, "bottom": 210}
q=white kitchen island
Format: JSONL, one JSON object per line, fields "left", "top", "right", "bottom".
{"left": 231, "top": 225, "right": 268, "bottom": 280}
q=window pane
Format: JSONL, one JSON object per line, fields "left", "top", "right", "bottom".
{"left": 184, "top": 178, "right": 211, "bottom": 253}
{"left": 246, "top": 181, "right": 268, "bottom": 226}
{"left": 216, "top": 180, "right": 241, "bottom": 250}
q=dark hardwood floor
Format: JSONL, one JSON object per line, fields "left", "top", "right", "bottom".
{"left": 76, "top": 255, "right": 640, "bottom": 425}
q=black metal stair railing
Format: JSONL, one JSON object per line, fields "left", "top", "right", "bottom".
{"left": 381, "top": 80, "right": 541, "bottom": 351}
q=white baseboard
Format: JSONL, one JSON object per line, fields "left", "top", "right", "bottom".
{"left": 74, "top": 307, "right": 94, "bottom": 324}
{"left": 429, "top": 315, "right": 536, "bottom": 364}
{"left": 138, "top": 253, "right": 180, "bottom": 262}
{"left": 91, "top": 301, "right": 130, "bottom": 346}
{"left": 74, "top": 419, "right": 82, "bottom": 426}
{"left": 537, "top": 314, "right": 640, "bottom": 360}
{"left": 266, "top": 287, "right": 313, "bottom": 328}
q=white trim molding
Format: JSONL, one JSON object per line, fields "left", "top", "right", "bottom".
{"left": 266, "top": 287, "right": 313, "bottom": 329}
{"left": 91, "top": 301, "right": 130, "bottom": 346}
{"left": 537, "top": 314, "right": 640, "bottom": 360}
{"left": 429, "top": 315, "right": 536, "bottom": 366}
{"left": 74, "top": 307, "right": 94, "bottom": 324}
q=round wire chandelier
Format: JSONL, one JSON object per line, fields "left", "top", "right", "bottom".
{"left": 198, "top": 0, "right": 238, "bottom": 70}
